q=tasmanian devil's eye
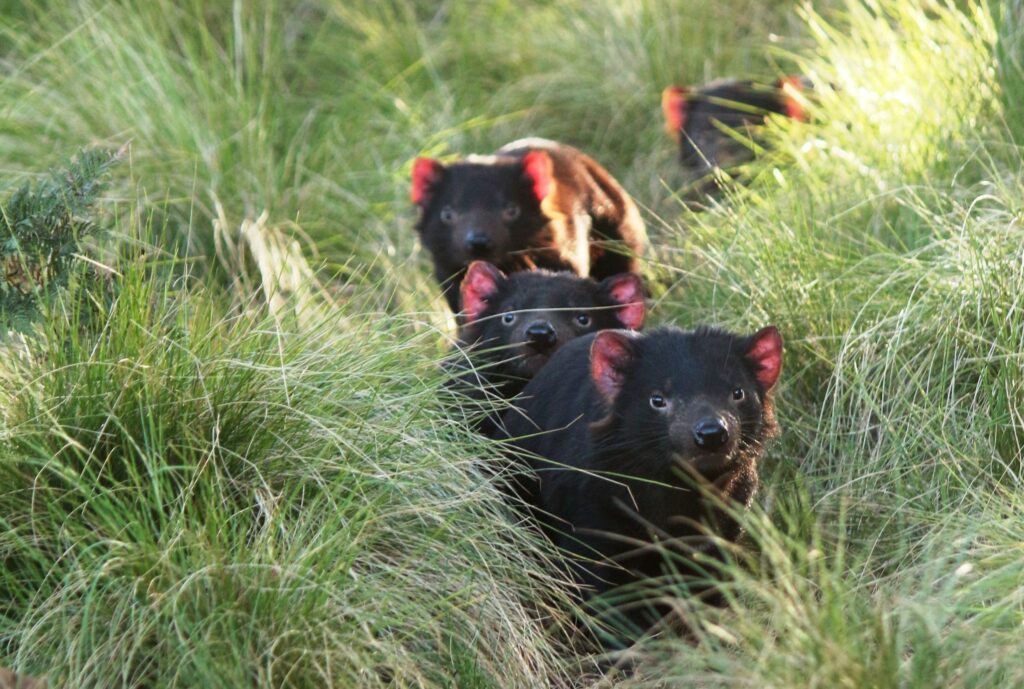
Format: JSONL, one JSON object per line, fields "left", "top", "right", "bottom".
{"left": 649, "top": 393, "right": 667, "bottom": 410}
{"left": 440, "top": 206, "right": 457, "bottom": 224}
{"left": 576, "top": 314, "right": 592, "bottom": 327}
{"left": 732, "top": 387, "right": 745, "bottom": 401}
{"left": 502, "top": 202, "right": 520, "bottom": 221}
{"left": 501, "top": 312, "right": 516, "bottom": 325}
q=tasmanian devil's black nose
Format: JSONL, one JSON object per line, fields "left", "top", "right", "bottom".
{"left": 524, "top": 321, "right": 557, "bottom": 350}
{"left": 464, "top": 230, "right": 493, "bottom": 255}
{"left": 693, "top": 417, "right": 729, "bottom": 451}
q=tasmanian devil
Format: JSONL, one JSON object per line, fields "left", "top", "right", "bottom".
{"left": 662, "top": 77, "right": 808, "bottom": 182}
{"left": 500, "top": 325, "right": 782, "bottom": 644}
{"left": 450, "top": 260, "right": 645, "bottom": 437}
{"left": 411, "top": 138, "right": 647, "bottom": 312}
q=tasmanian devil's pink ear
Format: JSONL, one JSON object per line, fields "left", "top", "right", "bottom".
{"left": 460, "top": 261, "right": 505, "bottom": 323}
{"left": 599, "top": 273, "right": 645, "bottom": 330}
{"left": 411, "top": 157, "right": 445, "bottom": 207}
{"left": 590, "top": 331, "right": 635, "bottom": 403}
{"left": 521, "top": 150, "right": 553, "bottom": 202}
{"left": 776, "top": 76, "right": 808, "bottom": 122}
{"left": 661, "top": 86, "right": 689, "bottom": 137}
{"left": 746, "top": 325, "right": 783, "bottom": 390}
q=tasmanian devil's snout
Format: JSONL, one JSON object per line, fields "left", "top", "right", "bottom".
{"left": 464, "top": 228, "right": 494, "bottom": 256}
{"left": 665, "top": 402, "right": 738, "bottom": 458}
{"left": 692, "top": 414, "right": 729, "bottom": 451}
{"left": 524, "top": 321, "right": 557, "bottom": 350}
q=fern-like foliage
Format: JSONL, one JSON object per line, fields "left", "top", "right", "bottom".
{"left": 1, "top": 147, "right": 121, "bottom": 334}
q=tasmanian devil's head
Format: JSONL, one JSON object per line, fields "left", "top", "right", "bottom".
{"left": 411, "top": 152, "right": 554, "bottom": 272}
{"left": 589, "top": 326, "right": 782, "bottom": 476}
{"left": 459, "top": 261, "right": 644, "bottom": 379}
{"left": 661, "top": 77, "right": 809, "bottom": 172}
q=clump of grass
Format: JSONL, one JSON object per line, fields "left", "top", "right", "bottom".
{"left": 622, "top": 496, "right": 1024, "bottom": 688}
{"left": 995, "top": 0, "right": 1024, "bottom": 142}
{"left": 0, "top": 214, "right": 574, "bottom": 687}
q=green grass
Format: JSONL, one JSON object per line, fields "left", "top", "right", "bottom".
{"left": 0, "top": 235, "right": 575, "bottom": 687}
{"left": 2, "top": 0, "right": 1023, "bottom": 687}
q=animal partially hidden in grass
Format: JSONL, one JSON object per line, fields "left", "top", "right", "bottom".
{"left": 411, "top": 138, "right": 647, "bottom": 313}
{"left": 500, "top": 325, "right": 782, "bottom": 645}
{"left": 662, "top": 77, "right": 809, "bottom": 184}
{"left": 450, "top": 260, "right": 644, "bottom": 437}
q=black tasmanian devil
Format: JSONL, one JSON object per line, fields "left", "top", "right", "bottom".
{"left": 411, "top": 138, "right": 647, "bottom": 312}
{"left": 501, "top": 325, "right": 783, "bottom": 643}
{"left": 662, "top": 77, "right": 809, "bottom": 182}
{"left": 450, "top": 260, "right": 645, "bottom": 437}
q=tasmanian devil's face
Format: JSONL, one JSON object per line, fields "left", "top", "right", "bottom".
{"left": 412, "top": 152, "right": 554, "bottom": 273}
{"left": 590, "top": 326, "right": 782, "bottom": 475}
{"left": 460, "top": 261, "right": 644, "bottom": 379}
{"left": 661, "top": 77, "right": 808, "bottom": 174}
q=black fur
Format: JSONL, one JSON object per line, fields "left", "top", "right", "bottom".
{"left": 413, "top": 139, "right": 646, "bottom": 312}
{"left": 451, "top": 268, "right": 643, "bottom": 437}
{"left": 500, "top": 326, "right": 781, "bottom": 645}
{"left": 419, "top": 159, "right": 548, "bottom": 312}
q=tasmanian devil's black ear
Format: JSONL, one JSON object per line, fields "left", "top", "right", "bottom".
{"left": 521, "top": 150, "right": 553, "bottom": 203}
{"left": 775, "top": 76, "right": 808, "bottom": 121}
{"left": 460, "top": 261, "right": 506, "bottom": 323}
{"left": 411, "top": 157, "right": 445, "bottom": 208}
{"left": 661, "top": 86, "right": 689, "bottom": 138}
{"left": 745, "top": 325, "right": 783, "bottom": 391}
{"left": 597, "top": 273, "right": 645, "bottom": 330}
{"left": 590, "top": 330, "right": 635, "bottom": 403}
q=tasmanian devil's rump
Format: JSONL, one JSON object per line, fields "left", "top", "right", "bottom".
{"left": 411, "top": 138, "right": 647, "bottom": 312}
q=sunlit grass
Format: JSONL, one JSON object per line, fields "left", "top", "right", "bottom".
{"left": 0, "top": 215, "right": 576, "bottom": 687}
{"left": 625, "top": 0, "right": 1024, "bottom": 685}
{"left": 2, "top": 0, "right": 1023, "bottom": 686}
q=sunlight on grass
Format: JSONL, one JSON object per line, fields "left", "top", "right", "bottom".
{"left": 2, "top": 0, "right": 1023, "bottom": 686}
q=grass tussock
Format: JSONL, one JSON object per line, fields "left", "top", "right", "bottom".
{"left": 2, "top": 0, "right": 1023, "bottom": 687}
{"left": 0, "top": 229, "right": 573, "bottom": 687}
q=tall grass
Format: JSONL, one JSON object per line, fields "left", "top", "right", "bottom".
{"left": 0, "top": 1, "right": 801, "bottom": 292}
{"left": 624, "top": 0, "right": 1024, "bottom": 685}
{"left": 0, "top": 219, "right": 575, "bottom": 687}
{"left": 2, "top": 0, "right": 1023, "bottom": 686}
